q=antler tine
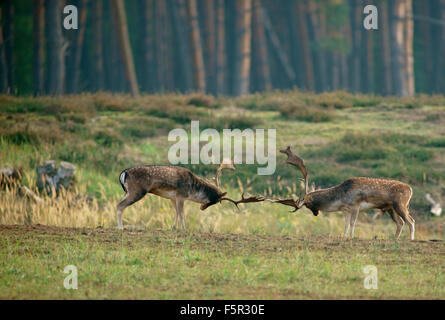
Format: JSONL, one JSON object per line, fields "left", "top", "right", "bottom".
{"left": 220, "top": 192, "right": 265, "bottom": 210}
{"left": 280, "top": 146, "right": 308, "bottom": 196}
{"left": 266, "top": 195, "right": 304, "bottom": 213}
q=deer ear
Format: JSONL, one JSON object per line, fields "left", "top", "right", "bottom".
{"left": 220, "top": 192, "right": 227, "bottom": 198}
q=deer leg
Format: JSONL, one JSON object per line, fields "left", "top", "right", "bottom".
{"left": 349, "top": 207, "right": 360, "bottom": 239}
{"left": 171, "top": 199, "right": 178, "bottom": 231}
{"left": 116, "top": 190, "right": 146, "bottom": 229}
{"left": 177, "top": 198, "right": 185, "bottom": 230}
{"left": 388, "top": 209, "right": 405, "bottom": 240}
{"left": 343, "top": 212, "right": 351, "bottom": 239}
{"left": 394, "top": 203, "right": 415, "bottom": 240}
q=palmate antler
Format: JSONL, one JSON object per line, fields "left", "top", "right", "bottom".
{"left": 220, "top": 192, "right": 265, "bottom": 209}
{"left": 267, "top": 197, "right": 304, "bottom": 212}
{"left": 270, "top": 146, "right": 309, "bottom": 212}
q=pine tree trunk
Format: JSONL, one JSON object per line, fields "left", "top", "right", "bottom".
{"left": 155, "top": 0, "right": 173, "bottom": 91}
{"left": 215, "top": 0, "right": 227, "bottom": 95}
{"left": 139, "top": 0, "right": 154, "bottom": 92}
{"left": 92, "top": 0, "right": 104, "bottom": 92}
{"left": 186, "top": 0, "right": 206, "bottom": 92}
{"left": 0, "top": 8, "right": 8, "bottom": 93}
{"left": 361, "top": 0, "right": 374, "bottom": 94}
{"left": 171, "top": 0, "right": 193, "bottom": 92}
{"left": 32, "top": 0, "right": 45, "bottom": 96}
{"left": 307, "top": 1, "right": 326, "bottom": 92}
{"left": 286, "top": 0, "right": 303, "bottom": 88}
{"left": 262, "top": 4, "right": 296, "bottom": 87}
{"left": 390, "top": 0, "right": 406, "bottom": 96}
{"left": 4, "top": 0, "right": 14, "bottom": 93}
{"left": 348, "top": 0, "right": 361, "bottom": 93}
{"left": 332, "top": 51, "right": 340, "bottom": 91}
{"left": 296, "top": 1, "right": 314, "bottom": 91}
{"left": 441, "top": 0, "right": 445, "bottom": 92}
{"left": 45, "top": 0, "right": 65, "bottom": 95}
{"left": 67, "top": 0, "right": 88, "bottom": 94}
{"left": 110, "top": 0, "right": 139, "bottom": 96}
{"left": 432, "top": 0, "right": 444, "bottom": 93}
{"left": 379, "top": 0, "right": 392, "bottom": 95}
{"left": 252, "top": 0, "right": 271, "bottom": 92}
{"left": 203, "top": 0, "right": 216, "bottom": 94}
{"left": 419, "top": 0, "right": 432, "bottom": 93}
{"left": 234, "top": 0, "right": 252, "bottom": 95}
{"left": 403, "top": 0, "right": 414, "bottom": 96}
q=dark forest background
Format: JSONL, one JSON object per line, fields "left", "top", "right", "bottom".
{"left": 1, "top": 0, "right": 445, "bottom": 97}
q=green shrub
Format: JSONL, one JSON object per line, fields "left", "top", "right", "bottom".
{"left": 279, "top": 102, "right": 335, "bottom": 122}
{"left": 187, "top": 94, "right": 217, "bottom": 108}
{"left": 144, "top": 104, "right": 208, "bottom": 124}
{"left": 425, "top": 138, "right": 445, "bottom": 148}
{"left": 93, "top": 129, "right": 123, "bottom": 147}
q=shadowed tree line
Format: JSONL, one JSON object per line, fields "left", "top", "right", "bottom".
{"left": 1, "top": 0, "right": 445, "bottom": 97}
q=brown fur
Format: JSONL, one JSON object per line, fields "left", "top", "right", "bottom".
{"left": 275, "top": 147, "right": 415, "bottom": 240}
{"left": 116, "top": 165, "right": 228, "bottom": 230}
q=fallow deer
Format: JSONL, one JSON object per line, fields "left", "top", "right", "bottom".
{"left": 271, "top": 146, "right": 415, "bottom": 240}
{"left": 117, "top": 160, "right": 264, "bottom": 230}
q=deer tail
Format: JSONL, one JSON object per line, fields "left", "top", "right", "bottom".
{"left": 119, "top": 170, "right": 128, "bottom": 193}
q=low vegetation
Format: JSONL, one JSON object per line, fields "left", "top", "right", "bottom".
{"left": 0, "top": 225, "right": 443, "bottom": 299}
{"left": 0, "top": 91, "right": 444, "bottom": 299}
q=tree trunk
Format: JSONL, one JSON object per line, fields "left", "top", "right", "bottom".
{"left": 441, "top": 0, "right": 445, "bottom": 92}
{"left": 233, "top": 0, "right": 252, "bottom": 95}
{"left": 186, "top": 0, "right": 206, "bottom": 92}
{"left": 4, "top": 0, "right": 14, "bottom": 93}
{"left": 379, "top": 0, "right": 392, "bottom": 95}
{"left": 67, "top": 0, "right": 88, "bottom": 93}
{"left": 286, "top": 0, "right": 303, "bottom": 88}
{"left": 92, "top": 0, "right": 104, "bottom": 92}
{"left": 361, "top": 0, "right": 374, "bottom": 94}
{"left": 348, "top": 0, "right": 361, "bottom": 93}
{"left": 262, "top": 4, "right": 296, "bottom": 87}
{"left": 391, "top": 0, "right": 414, "bottom": 96}
{"left": 155, "top": 0, "right": 173, "bottom": 91}
{"left": 139, "top": 0, "right": 154, "bottom": 92}
{"left": 0, "top": 8, "right": 7, "bottom": 93}
{"left": 403, "top": 0, "right": 414, "bottom": 96}
{"left": 296, "top": 1, "right": 313, "bottom": 91}
{"left": 432, "top": 0, "right": 445, "bottom": 93}
{"left": 45, "top": 0, "right": 65, "bottom": 95}
{"left": 32, "top": 0, "right": 45, "bottom": 96}
{"left": 215, "top": 0, "right": 227, "bottom": 95}
{"left": 252, "top": 0, "right": 271, "bottom": 92}
{"left": 419, "top": 0, "right": 432, "bottom": 93}
{"left": 171, "top": 0, "right": 193, "bottom": 92}
{"left": 332, "top": 51, "right": 340, "bottom": 91}
{"left": 308, "top": 2, "right": 327, "bottom": 92}
{"left": 110, "top": 0, "right": 139, "bottom": 96}
{"left": 203, "top": 0, "right": 216, "bottom": 94}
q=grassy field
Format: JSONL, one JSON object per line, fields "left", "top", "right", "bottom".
{"left": 0, "top": 225, "right": 443, "bottom": 299}
{"left": 0, "top": 91, "right": 444, "bottom": 299}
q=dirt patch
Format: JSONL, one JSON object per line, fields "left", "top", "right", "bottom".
{"left": 1, "top": 224, "right": 443, "bottom": 255}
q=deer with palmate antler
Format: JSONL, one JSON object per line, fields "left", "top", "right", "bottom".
{"left": 271, "top": 146, "right": 415, "bottom": 240}
{"left": 117, "top": 159, "right": 264, "bottom": 230}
